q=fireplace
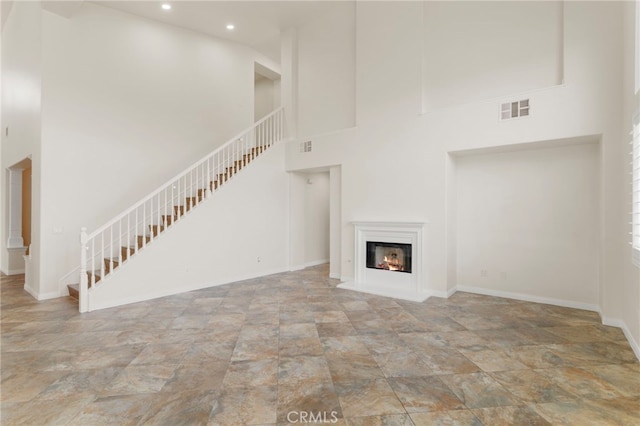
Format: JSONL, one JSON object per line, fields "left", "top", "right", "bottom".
{"left": 366, "top": 241, "right": 412, "bottom": 273}
{"left": 338, "top": 221, "right": 428, "bottom": 302}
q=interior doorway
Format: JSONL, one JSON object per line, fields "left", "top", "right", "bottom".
{"left": 254, "top": 62, "right": 281, "bottom": 122}
{"left": 5, "top": 157, "right": 32, "bottom": 274}
{"left": 289, "top": 166, "right": 341, "bottom": 280}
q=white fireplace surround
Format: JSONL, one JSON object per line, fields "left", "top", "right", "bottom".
{"left": 338, "top": 221, "right": 429, "bottom": 302}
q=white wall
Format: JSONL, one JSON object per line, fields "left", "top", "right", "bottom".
{"left": 304, "top": 172, "right": 330, "bottom": 265}
{"left": 423, "top": 1, "right": 562, "bottom": 111}
{"left": 289, "top": 170, "right": 330, "bottom": 269}
{"left": 255, "top": 76, "right": 276, "bottom": 121}
{"left": 89, "top": 143, "right": 290, "bottom": 310}
{"left": 618, "top": 0, "right": 640, "bottom": 354}
{"left": 286, "top": 1, "right": 637, "bottom": 353}
{"left": 1, "top": 2, "right": 42, "bottom": 293}
{"left": 37, "top": 2, "right": 278, "bottom": 298}
{"left": 297, "top": 2, "right": 355, "bottom": 138}
{"left": 455, "top": 141, "right": 600, "bottom": 308}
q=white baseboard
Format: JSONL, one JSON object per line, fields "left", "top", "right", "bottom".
{"left": 290, "top": 259, "right": 329, "bottom": 272}
{"left": 23, "top": 283, "right": 38, "bottom": 300}
{"left": 304, "top": 259, "right": 329, "bottom": 268}
{"left": 88, "top": 266, "right": 290, "bottom": 312}
{"left": 602, "top": 316, "right": 640, "bottom": 362}
{"left": 454, "top": 284, "right": 601, "bottom": 313}
{"left": 337, "top": 281, "right": 430, "bottom": 303}
{"left": 329, "top": 273, "right": 341, "bottom": 279}
{"left": 2, "top": 268, "right": 25, "bottom": 275}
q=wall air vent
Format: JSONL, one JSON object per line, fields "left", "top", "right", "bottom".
{"left": 500, "top": 99, "right": 530, "bottom": 120}
{"left": 300, "top": 140, "right": 312, "bottom": 153}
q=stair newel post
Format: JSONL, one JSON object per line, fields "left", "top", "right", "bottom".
{"left": 79, "top": 227, "right": 89, "bottom": 313}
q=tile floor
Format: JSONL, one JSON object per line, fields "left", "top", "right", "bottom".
{"left": 1, "top": 265, "right": 639, "bottom": 425}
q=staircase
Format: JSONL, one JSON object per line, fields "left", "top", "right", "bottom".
{"left": 67, "top": 108, "right": 285, "bottom": 312}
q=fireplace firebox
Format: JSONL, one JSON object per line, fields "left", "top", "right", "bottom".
{"left": 366, "top": 241, "right": 412, "bottom": 273}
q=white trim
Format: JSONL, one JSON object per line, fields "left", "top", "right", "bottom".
{"left": 23, "top": 284, "right": 61, "bottom": 301}
{"left": 348, "top": 221, "right": 427, "bottom": 302}
{"left": 24, "top": 283, "right": 38, "bottom": 299}
{"left": 631, "top": 113, "right": 640, "bottom": 266}
{"left": 289, "top": 264, "right": 306, "bottom": 272}
{"left": 602, "top": 317, "right": 640, "bottom": 362}
{"left": 454, "top": 284, "right": 601, "bottom": 313}
{"left": 2, "top": 267, "right": 25, "bottom": 275}
{"left": 87, "top": 266, "right": 290, "bottom": 312}
{"left": 290, "top": 259, "right": 330, "bottom": 271}
{"left": 338, "top": 281, "right": 430, "bottom": 303}
{"left": 329, "top": 273, "right": 341, "bottom": 280}
{"left": 305, "top": 259, "right": 329, "bottom": 268}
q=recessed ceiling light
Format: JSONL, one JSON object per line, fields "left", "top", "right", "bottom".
{"left": 161, "top": 4, "right": 171, "bottom": 11}
{"left": 226, "top": 24, "right": 235, "bottom": 30}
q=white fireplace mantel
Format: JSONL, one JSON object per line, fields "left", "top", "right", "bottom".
{"left": 338, "top": 221, "right": 429, "bottom": 302}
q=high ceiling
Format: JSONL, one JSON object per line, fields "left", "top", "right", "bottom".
{"left": 91, "top": 1, "right": 349, "bottom": 62}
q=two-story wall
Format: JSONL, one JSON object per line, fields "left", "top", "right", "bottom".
{"left": 2, "top": 1, "right": 280, "bottom": 298}
{"left": 286, "top": 1, "right": 639, "bottom": 355}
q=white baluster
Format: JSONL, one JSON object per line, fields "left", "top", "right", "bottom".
{"left": 144, "top": 201, "right": 148, "bottom": 243}
{"left": 206, "top": 158, "right": 212, "bottom": 198}
{"left": 124, "top": 213, "right": 129, "bottom": 263}
{"left": 92, "top": 237, "right": 96, "bottom": 287}
{"left": 79, "top": 227, "right": 88, "bottom": 313}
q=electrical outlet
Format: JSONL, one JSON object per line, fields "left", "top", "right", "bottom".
{"left": 257, "top": 256, "right": 261, "bottom": 263}
{"left": 480, "top": 269, "right": 488, "bottom": 278}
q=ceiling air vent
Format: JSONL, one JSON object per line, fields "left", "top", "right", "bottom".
{"left": 300, "top": 140, "right": 312, "bottom": 153}
{"left": 500, "top": 99, "right": 530, "bottom": 120}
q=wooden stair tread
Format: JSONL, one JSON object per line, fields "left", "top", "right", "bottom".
{"left": 68, "top": 283, "right": 79, "bottom": 300}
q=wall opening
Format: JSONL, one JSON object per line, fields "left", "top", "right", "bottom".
{"left": 254, "top": 62, "right": 281, "bottom": 122}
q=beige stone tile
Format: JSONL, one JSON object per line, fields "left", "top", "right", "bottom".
{"left": 535, "top": 367, "right": 626, "bottom": 399}
{"left": 279, "top": 337, "right": 325, "bottom": 357}
{"left": 316, "top": 322, "right": 358, "bottom": 337}
{"left": 100, "top": 365, "right": 176, "bottom": 396}
{"left": 2, "top": 266, "right": 639, "bottom": 424}
{"left": 223, "top": 359, "right": 278, "bottom": 387}
{"left": 472, "top": 405, "right": 551, "bottom": 425}
{"left": 40, "top": 366, "right": 117, "bottom": 399}
{"left": 280, "top": 323, "right": 319, "bottom": 339}
{"left": 334, "top": 379, "right": 406, "bottom": 418}
{"left": 314, "top": 310, "right": 351, "bottom": 323}
{"left": 278, "top": 355, "right": 332, "bottom": 386}
{"left": 2, "top": 371, "right": 69, "bottom": 403}
{"left": 490, "top": 369, "right": 577, "bottom": 403}
{"left": 534, "top": 398, "right": 640, "bottom": 425}
{"left": 587, "top": 364, "right": 640, "bottom": 397}
{"left": 2, "top": 395, "right": 92, "bottom": 425}
{"left": 129, "top": 342, "right": 190, "bottom": 366}
{"left": 439, "top": 372, "right": 523, "bottom": 409}
{"left": 388, "top": 376, "right": 465, "bottom": 413}
{"left": 321, "top": 336, "right": 371, "bottom": 356}
{"left": 416, "top": 347, "right": 481, "bottom": 375}
{"left": 209, "top": 386, "right": 277, "bottom": 425}
{"left": 458, "top": 348, "right": 528, "bottom": 372}
{"left": 346, "top": 414, "right": 414, "bottom": 425}
{"left": 67, "top": 394, "right": 153, "bottom": 425}
{"left": 231, "top": 337, "right": 279, "bottom": 361}
{"left": 372, "top": 351, "right": 432, "bottom": 378}
{"left": 410, "top": 410, "right": 482, "bottom": 426}
{"left": 326, "top": 353, "right": 385, "bottom": 383}
{"left": 277, "top": 382, "right": 342, "bottom": 424}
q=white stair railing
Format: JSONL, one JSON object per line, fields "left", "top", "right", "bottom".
{"left": 78, "top": 107, "right": 285, "bottom": 312}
